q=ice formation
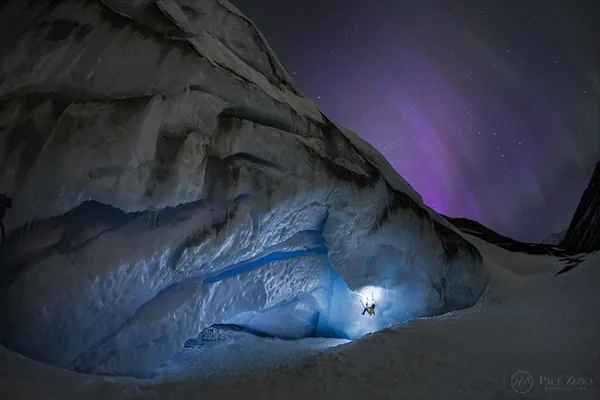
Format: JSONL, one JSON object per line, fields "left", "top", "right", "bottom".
{"left": 0, "top": 0, "right": 488, "bottom": 377}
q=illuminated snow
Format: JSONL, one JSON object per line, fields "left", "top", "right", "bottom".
{"left": 0, "top": 0, "right": 488, "bottom": 379}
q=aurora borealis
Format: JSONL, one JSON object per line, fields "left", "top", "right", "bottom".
{"left": 233, "top": 0, "right": 598, "bottom": 241}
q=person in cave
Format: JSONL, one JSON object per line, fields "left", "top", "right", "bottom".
{"left": 0, "top": 193, "right": 12, "bottom": 242}
{"left": 362, "top": 301, "right": 376, "bottom": 316}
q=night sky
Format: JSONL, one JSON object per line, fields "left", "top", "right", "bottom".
{"left": 232, "top": 0, "right": 599, "bottom": 242}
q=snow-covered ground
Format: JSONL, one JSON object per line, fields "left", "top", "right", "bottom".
{"left": 154, "top": 326, "right": 349, "bottom": 382}
{"left": 2, "top": 236, "right": 598, "bottom": 400}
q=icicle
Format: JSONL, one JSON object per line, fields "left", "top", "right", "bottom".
{"left": 354, "top": 181, "right": 360, "bottom": 253}
{"left": 257, "top": 212, "right": 261, "bottom": 237}
{"left": 383, "top": 181, "right": 389, "bottom": 213}
{"left": 146, "top": 206, "right": 158, "bottom": 228}
{"left": 225, "top": 211, "right": 229, "bottom": 241}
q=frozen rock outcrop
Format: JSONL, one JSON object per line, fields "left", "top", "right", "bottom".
{"left": 0, "top": 0, "right": 488, "bottom": 377}
{"left": 561, "top": 161, "right": 600, "bottom": 253}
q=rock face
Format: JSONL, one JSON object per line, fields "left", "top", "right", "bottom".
{"left": 561, "top": 161, "right": 600, "bottom": 253}
{"left": 447, "top": 217, "right": 573, "bottom": 257}
{"left": 0, "top": 0, "right": 488, "bottom": 377}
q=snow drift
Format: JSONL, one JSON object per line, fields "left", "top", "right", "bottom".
{"left": 0, "top": 0, "right": 488, "bottom": 377}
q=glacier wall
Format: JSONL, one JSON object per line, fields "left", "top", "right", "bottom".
{"left": 0, "top": 0, "right": 488, "bottom": 377}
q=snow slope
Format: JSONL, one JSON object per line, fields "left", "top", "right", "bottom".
{"left": 1, "top": 237, "right": 598, "bottom": 400}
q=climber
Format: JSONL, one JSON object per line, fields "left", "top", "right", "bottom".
{"left": 362, "top": 301, "right": 376, "bottom": 316}
{"left": 0, "top": 193, "right": 12, "bottom": 242}
{"left": 357, "top": 292, "right": 376, "bottom": 316}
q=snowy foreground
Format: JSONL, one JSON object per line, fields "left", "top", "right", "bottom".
{"left": 2, "top": 236, "right": 598, "bottom": 400}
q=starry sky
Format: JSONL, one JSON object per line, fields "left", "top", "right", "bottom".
{"left": 232, "top": 0, "right": 599, "bottom": 242}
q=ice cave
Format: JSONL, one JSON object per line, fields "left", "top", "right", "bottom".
{"left": 0, "top": 0, "right": 492, "bottom": 381}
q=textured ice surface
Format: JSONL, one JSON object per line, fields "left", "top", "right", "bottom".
{"left": 0, "top": 245, "right": 598, "bottom": 399}
{"left": 0, "top": 0, "right": 488, "bottom": 377}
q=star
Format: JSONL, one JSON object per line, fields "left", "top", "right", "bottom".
{"left": 233, "top": 0, "right": 598, "bottom": 241}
